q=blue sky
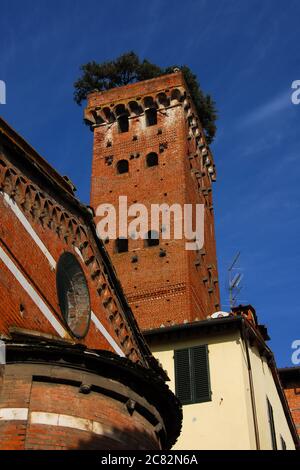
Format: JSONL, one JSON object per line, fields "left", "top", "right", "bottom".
{"left": 0, "top": 0, "right": 299, "bottom": 366}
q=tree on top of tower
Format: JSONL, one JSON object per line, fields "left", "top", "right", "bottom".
{"left": 74, "top": 51, "right": 217, "bottom": 144}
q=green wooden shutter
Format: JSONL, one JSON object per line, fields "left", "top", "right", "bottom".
{"left": 174, "top": 348, "right": 192, "bottom": 404}
{"left": 174, "top": 345, "right": 211, "bottom": 405}
{"left": 192, "top": 345, "right": 211, "bottom": 403}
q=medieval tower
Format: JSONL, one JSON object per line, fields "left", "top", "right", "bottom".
{"left": 86, "top": 71, "right": 220, "bottom": 331}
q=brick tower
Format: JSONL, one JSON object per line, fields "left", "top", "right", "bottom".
{"left": 86, "top": 71, "right": 220, "bottom": 331}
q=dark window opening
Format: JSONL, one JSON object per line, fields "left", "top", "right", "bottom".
{"left": 145, "top": 108, "right": 157, "bottom": 126}
{"left": 174, "top": 345, "right": 211, "bottom": 405}
{"left": 157, "top": 92, "right": 170, "bottom": 108}
{"left": 116, "top": 238, "right": 128, "bottom": 253}
{"left": 171, "top": 88, "right": 182, "bottom": 103}
{"left": 117, "top": 114, "right": 129, "bottom": 133}
{"left": 267, "top": 398, "right": 277, "bottom": 450}
{"left": 129, "top": 100, "right": 142, "bottom": 115}
{"left": 146, "top": 152, "right": 158, "bottom": 167}
{"left": 117, "top": 159, "right": 129, "bottom": 174}
{"left": 103, "top": 107, "right": 115, "bottom": 124}
{"left": 144, "top": 230, "right": 159, "bottom": 247}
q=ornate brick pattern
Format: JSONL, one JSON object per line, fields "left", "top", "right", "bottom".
{"left": 0, "top": 144, "right": 142, "bottom": 364}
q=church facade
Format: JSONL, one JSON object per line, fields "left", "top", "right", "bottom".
{"left": 0, "top": 116, "right": 181, "bottom": 450}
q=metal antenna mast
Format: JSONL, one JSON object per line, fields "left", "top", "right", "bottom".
{"left": 228, "top": 252, "right": 244, "bottom": 309}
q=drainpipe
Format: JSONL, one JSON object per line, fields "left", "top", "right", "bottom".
{"left": 241, "top": 320, "right": 260, "bottom": 450}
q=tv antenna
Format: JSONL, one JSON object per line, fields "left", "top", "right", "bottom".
{"left": 228, "top": 251, "right": 244, "bottom": 309}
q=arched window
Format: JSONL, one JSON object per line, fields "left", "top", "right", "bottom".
{"left": 116, "top": 238, "right": 128, "bottom": 253}
{"left": 145, "top": 108, "right": 157, "bottom": 126}
{"left": 144, "top": 230, "right": 159, "bottom": 247}
{"left": 146, "top": 152, "right": 158, "bottom": 168}
{"left": 116, "top": 159, "right": 129, "bottom": 174}
{"left": 171, "top": 88, "right": 182, "bottom": 102}
{"left": 115, "top": 104, "right": 129, "bottom": 133}
{"left": 103, "top": 107, "right": 115, "bottom": 124}
{"left": 56, "top": 252, "right": 91, "bottom": 338}
{"left": 157, "top": 92, "right": 170, "bottom": 108}
{"left": 129, "top": 100, "right": 142, "bottom": 115}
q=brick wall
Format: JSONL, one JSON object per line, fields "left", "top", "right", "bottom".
{"left": 0, "top": 141, "right": 145, "bottom": 364}
{"left": 0, "top": 114, "right": 182, "bottom": 451}
{"left": 279, "top": 368, "right": 300, "bottom": 441}
{"left": 284, "top": 387, "right": 300, "bottom": 438}
{"left": 88, "top": 72, "right": 220, "bottom": 330}
{"left": 0, "top": 361, "right": 160, "bottom": 450}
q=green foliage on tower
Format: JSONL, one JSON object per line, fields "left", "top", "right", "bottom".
{"left": 74, "top": 52, "right": 217, "bottom": 144}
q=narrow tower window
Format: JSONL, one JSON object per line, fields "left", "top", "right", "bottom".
{"left": 146, "top": 152, "right": 158, "bottom": 167}
{"left": 144, "top": 230, "right": 159, "bottom": 247}
{"left": 115, "top": 104, "right": 129, "bottom": 133}
{"left": 117, "top": 159, "right": 129, "bottom": 174}
{"left": 117, "top": 114, "right": 129, "bottom": 133}
{"left": 116, "top": 238, "right": 128, "bottom": 253}
{"left": 145, "top": 108, "right": 157, "bottom": 126}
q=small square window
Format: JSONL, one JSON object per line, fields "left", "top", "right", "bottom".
{"left": 115, "top": 238, "right": 128, "bottom": 253}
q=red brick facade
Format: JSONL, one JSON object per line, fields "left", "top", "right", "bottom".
{"left": 87, "top": 72, "right": 220, "bottom": 331}
{"left": 279, "top": 368, "right": 300, "bottom": 439}
{"left": 0, "top": 344, "right": 180, "bottom": 450}
{"left": 0, "top": 117, "right": 182, "bottom": 449}
{"left": 285, "top": 389, "right": 300, "bottom": 439}
{"left": 0, "top": 120, "right": 144, "bottom": 360}
{"left": 0, "top": 365, "right": 158, "bottom": 450}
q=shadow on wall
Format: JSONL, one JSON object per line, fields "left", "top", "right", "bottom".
{"left": 75, "top": 424, "right": 160, "bottom": 450}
